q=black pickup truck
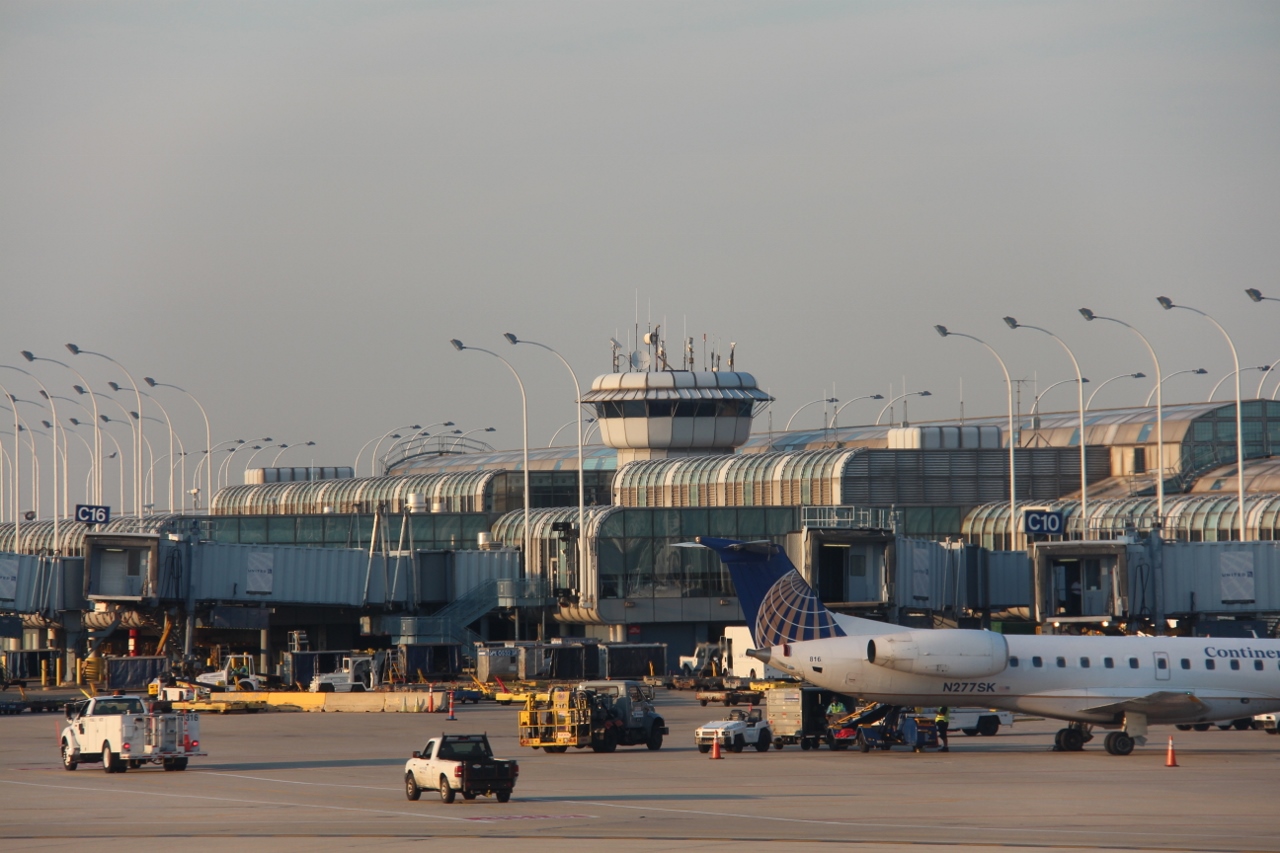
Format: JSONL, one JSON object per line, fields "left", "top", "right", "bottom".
{"left": 404, "top": 733, "right": 518, "bottom": 803}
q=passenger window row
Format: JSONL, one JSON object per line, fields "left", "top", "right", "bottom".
{"left": 1007, "top": 655, "right": 1269, "bottom": 672}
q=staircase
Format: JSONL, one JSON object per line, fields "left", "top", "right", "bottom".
{"left": 392, "top": 581, "right": 500, "bottom": 656}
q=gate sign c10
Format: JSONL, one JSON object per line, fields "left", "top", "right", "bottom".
{"left": 75, "top": 504, "right": 111, "bottom": 525}
{"left": 1024, "top": 510, "right": 1064, "bottom": 535}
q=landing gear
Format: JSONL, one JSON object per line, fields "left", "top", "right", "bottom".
{"left": 1053, "top": 724, "right": 1090, "bottom": 752}
{"left": 1103, "top": 731, "right": 1135, "bottom": 756}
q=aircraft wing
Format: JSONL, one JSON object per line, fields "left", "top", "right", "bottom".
{"left": 1078, "top": 691, "right": 1208, "bottom": 717}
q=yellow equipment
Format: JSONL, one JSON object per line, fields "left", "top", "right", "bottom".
{"left": 517, "top": 686, "right": 592, "bottom": 752}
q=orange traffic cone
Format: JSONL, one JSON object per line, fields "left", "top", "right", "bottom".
{"left": 1166, "top": 735, "right": 1179, "bottom": 767}
{"left": 710, "top": 738, "right": 723, "bottom": 760}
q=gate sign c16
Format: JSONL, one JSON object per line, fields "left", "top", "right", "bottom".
{"left": 75, "top": 504, "right": 111, "bottom": 525}
{"left": 1023, "top": 510, "right": 1064, "bottom": 535}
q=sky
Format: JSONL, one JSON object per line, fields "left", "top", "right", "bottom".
{"left": 2, "top": 1, "right": 1279, "bottom": 515}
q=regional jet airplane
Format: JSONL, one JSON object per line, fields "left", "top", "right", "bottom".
{"left": 697, "top": 537, "right": 1280, "bottom": 755}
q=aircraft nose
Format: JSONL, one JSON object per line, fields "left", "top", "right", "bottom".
{"left": 746, "top": 647, "right": 771, "bottom": 665}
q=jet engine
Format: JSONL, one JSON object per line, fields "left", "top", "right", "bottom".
{"left": 866, "top": 629, "right": 1009, "bottom": 678}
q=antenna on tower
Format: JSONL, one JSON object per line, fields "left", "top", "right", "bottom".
{"left": 728, "top": 342, "right": 736, "bottom": 371}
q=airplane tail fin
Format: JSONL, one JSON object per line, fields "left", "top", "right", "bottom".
{"left": 696, "top": 537, "right": 845, "bottom": 649}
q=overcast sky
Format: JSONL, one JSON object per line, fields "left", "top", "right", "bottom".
{"left": 2, "top": 2, "right": 1278, "bottom": 512}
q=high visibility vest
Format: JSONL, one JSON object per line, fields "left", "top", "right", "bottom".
{"left": 935, "top": 709, "right": 950, "bottom": 723}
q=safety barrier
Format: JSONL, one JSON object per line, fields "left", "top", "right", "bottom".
{"left": 225, "top": 689, "right": 462, "bottom": 713}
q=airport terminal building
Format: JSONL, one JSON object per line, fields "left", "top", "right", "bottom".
{"left": 3, "top": 358, "right": 1280, "bottom": 674}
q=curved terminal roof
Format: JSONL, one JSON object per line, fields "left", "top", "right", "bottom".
{"left": 614, "top": 448, "right": 860, "bottom": 508}
{"left": 960, "top": 494, "right": 1280, "bottom": 548}
{"left": 0, "top": 514, "right": 188, "bottom": 557}
{"left": 211, "top": 472, "right": 498, "bottom": 516}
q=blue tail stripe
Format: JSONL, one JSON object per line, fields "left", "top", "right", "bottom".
{"left": 697, "top": 537, "right": 845, "bottom": 648}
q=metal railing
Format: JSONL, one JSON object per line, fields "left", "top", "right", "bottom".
{"left": 802, "top": 506, "right": 899, "bottom": 532}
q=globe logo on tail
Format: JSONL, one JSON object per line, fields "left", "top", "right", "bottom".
{"left": 755, "top": 570, "right": 846, "bottom": 648}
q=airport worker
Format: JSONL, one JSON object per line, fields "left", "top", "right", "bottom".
{"left": 935, "top": 706, "right": 951, "bottom": 752}
{"left": 826, "top": 697, "right": 847, "bottom": 724}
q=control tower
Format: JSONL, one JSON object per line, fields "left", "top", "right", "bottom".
{"left": 581, "top": 332, "right": 773, "bottom": 466}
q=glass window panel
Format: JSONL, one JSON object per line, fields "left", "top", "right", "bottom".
{"left": 709, "top": 509, "right": 738, "bottom": 537}
{"left": 297, "top": 517, "right": 323, "bottom": 544}
{"left": 238, "top": 518, "right": 266, "bottom": 544}
{"left": 268, "top": 517, "right": 296, "bottom": 544}
{"left": 625, "top": 537, "right": 655, "bottom": 597}
{"left": 462, "top": 515, "right": 488, "bottom": 547}
{"left": 905, "top": 508, "right": 933, "bottom": 535}
{"left": 768, "top": 507, "right": 798, "bottom": 533}
{"left": 435, "top": 514, "right": 462, "bottom": 547}
{"left": 1217, "top": 420, "right": 1237, "bottom": 441}
{"left": 626, "top": 510, "right": 652, "bottom": 538}
{"left": 212, "top": 518, "right": 239, "bottom": 543}
{"left": 326, "top": 516, "right": 354, "bottom": 544}
{"left": 680, "top": 507, "right": 711, "bottom": 535}
{"left": 932, "top": 507, "right": 962, "bottom": 536}
{"left": 1193, "top": 421, "right": 1214, "bottom": 442}
{"left": 411, "top": 516, "right": 436, "bottom": 545}
{"left": 737, "top": 508, "right": 765, "bottom": 536}
{"left": 654, "top": 509, "right": 684, "bottom": 537}
{"left": 597, "top": 538, "right": 626, "bottom": 599}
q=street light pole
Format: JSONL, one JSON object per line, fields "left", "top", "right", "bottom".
{"left": 1080, "top": 306, "right": 1170, "bottom": 525}
{"left": 1031, "top": 378, "right": 1088, "bottom": 418}
{"left": 828, "top": 394, "right": 883, "bottom": 430}
{"left": 453, "top": 339, "right": 530, "bottom": 569}
{"left": 1207, "top": 366, "right": 1270, "bottom": 403}
{"left": 145, "top": 378, "right": 211, "bottom": 513}
{"left": 1158, "top": 297, "right": 1248, "bottom": 541}
{"left": 874, "top": 391, "right": 932, "bottom": 426}
{"left": 935, "top": 327, "right": 1018, "bottom": 549}
{"left": 1085, "top": 373, "right": 1145, "bottom": 411}
{"left": 22, "top": 351, "right": 101, "bottom": 504}
{"left": 1, "top": 364, "right": 58, "bottom": 551}
{"left": 506, "top": 333, "right": 585, "bottom": 595}
{"left": 0, "top": 380, "right": 22, "bottom": 540}
{"left": 1145, "top": 369, "right": 1207, "bottom": 407}
{"left": 785, "top": 397, "right": 838, "bottom": 432}
{"left": 113, "top": 382, "right": 178, "bottom": 512}
{"left": 1004, "top": 317, "right": 1089, "bottom": 540}
{"left": 67, "top": 344, "right": 144, "bottom": 517}
{"left": 272, "top": 441, "right": 316, "bottom": 467}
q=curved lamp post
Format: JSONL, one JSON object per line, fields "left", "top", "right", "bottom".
{"left": 0, "top": 380, "right": 22, "bottom": 539}
{"left": 1208, "top": 366, "right": 1270, "bottom": 403}
{"left": 1245, "top": 288, "right": 1280, "bottom": 304}
{"left": 786, "top": 397, "right": 838, "bottom": 432}
{"left": 2, "top": 364, "right": 59, "bottom": 550}
{"left": 509, "top": 327, "right": 588, "bottom": 594}
{"left": 67, "top": 344, "right": 143, "bottom": 517}
{"left": 1004, "top": 317, "right": 1089, "bottom": 539}
{"left": 112, "top": 382, "right": 177, "bottom": 512}
{"left": 1085, "top": 373, "right": 1145, "bottom": 411}
{"left": 1080, "top": 304, "right": 1173, "bottom": 527}
{"left": 272, "top": 441, "right": 316, "bottom": 467}
{"left": 1158, "top": 296, "right": 1247, "bottom": 541}
{"left": 874, "top": 391, "right": 931, "bottom": 426}
{"left": 828, "top": 394, "right": 883, "bottom": 430}
{"left": 453, "top": 338, "right": 529, "bottom": 568}
{"left": 22, "top": 350, "right": 101, "bottom": 503}
{"left": 145, "top": 377, "right": 211, "bottom": 513}
{"left": 356, "top": 424, "right": 424, "bottom": 476}
{"left": 935, "top": 326, "right": 1018, "bottom": 549}
{"left": 74, "top": 418, "right": 125, "bottom": 511}
{"left": 1032, "top": 377, "right": 1088, "bottom": 417}
{"left": 1145, "top": 368, "right": 1207, "bottom": 407}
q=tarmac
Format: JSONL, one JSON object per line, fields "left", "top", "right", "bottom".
{"left": 2, "top": 687, "right": 1278, "bottom": 852}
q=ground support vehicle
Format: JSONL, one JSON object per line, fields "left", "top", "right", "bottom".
{"left": 919, "top": 707, "right": 1012, "bottom": 737}
{"left": 404, "top": 734, "right": 517, "bottom": 803}
{"left": 151, "top": 680, "right": 265, "bottom": 714}
{"left": 310, "top": 654, "right": 378, "bottom": 693}
{"left": 1253, "top": 712, "right": 1278, "bottom": 733}
{"left": 765, "top": 686, "right": 851, "bottom": 750}
{"left": 1176, "top": 717, "right": 1256, "bottom": 732}
{"left": 60, "top": 695, "right": 204, "bottom": 772}
{"left": 829, "top": 705, "right": 940, "bottom": 753}
{"left": 517, "top": 681, "right": 667, "bottom": 753}
{"left": 694, "top": 707, "right": 774, "bottom": 753}
{"left": 196, "top": 653, "right": 266, "bottom": 692}
{"left": 695, "top": 689, "right": 762, "bottom": 707}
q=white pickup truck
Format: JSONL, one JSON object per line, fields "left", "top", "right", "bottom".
{"left": 404, "top": 734, "right": 518, "bottom": 803}
{"left": 60, "top": 695, "right": 205, "bottom": 773}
